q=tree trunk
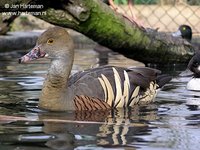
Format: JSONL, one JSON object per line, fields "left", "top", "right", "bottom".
{"left": 0, "top": 0, "right": 195, "bottom": 64}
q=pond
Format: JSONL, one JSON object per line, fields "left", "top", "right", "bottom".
{"left": 0, "top": 48, "right": 200, "bottom": 150}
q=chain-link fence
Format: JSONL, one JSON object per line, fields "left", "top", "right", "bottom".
{"left": 115, "top": 0, "right": 200, "bottom": 37}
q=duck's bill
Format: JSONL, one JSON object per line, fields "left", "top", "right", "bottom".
{"left": 18, "top": 46, "right": 46, "bottom": 63}
{"left": 179, "top": 69, "right": 194, "bottom": 77}
{"left": 172, "top": 30, "right": 181, "bottom": 37}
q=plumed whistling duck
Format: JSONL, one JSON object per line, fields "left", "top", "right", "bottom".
{"left": 19, "top": 27, "right": 171, "bottom": 111}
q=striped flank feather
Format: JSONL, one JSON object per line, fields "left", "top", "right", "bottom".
{"left": 97, "top": 67, "right": 160, "bottom": 108}
{"left": 74, "top": 95, "right": 111, "bottom": 111}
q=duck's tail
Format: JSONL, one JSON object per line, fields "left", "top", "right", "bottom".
{"left": 156, "top": 75, "right": 172, "bottom": 88}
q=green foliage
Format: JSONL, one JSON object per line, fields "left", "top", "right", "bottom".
{"left": 20, "top": 16, "right": 28, "bottom": 21}
{"left": 114, "top": 0, "right": 127, "bottom": 4}
{"left": 187, "top": 0, "right": 200, "bottom": 5}
{"left": 113, "top": 0, "right": 158, "bottom": 5}
{"left": 134, "top": 0, "right": 157, "bottom": 4}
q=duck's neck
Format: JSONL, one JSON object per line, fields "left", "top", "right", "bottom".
{"left": 39, "top": 53, "right": 74, "bottom": 111}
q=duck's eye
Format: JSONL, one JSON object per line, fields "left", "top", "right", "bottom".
{"left": 182, "top": 27, "right": 186, "bottom": 31}
{"left": 47, "top": 39, "right": 54, "bottom": 44}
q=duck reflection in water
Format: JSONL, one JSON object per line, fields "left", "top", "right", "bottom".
{"left": 0, "top": 105, "right": 159, "bottom": 149}
{"left": 39, "top": 106, "right": 157, "bottom": 149}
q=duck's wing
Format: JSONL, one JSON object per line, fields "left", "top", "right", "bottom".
{"left": 68, "top": 66, "right": 171, "bottom": 109}
{"left": 68, "top": 65, "right": 112, "bottom": 86}
{"left": 127, "top": 66, "right": 171, "bottom": 88}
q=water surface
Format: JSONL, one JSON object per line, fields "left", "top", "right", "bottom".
{"left": 0, "top": 49, "right": 199, "bottom": 150}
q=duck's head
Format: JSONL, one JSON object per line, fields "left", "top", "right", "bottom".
{"left": 19, "top": 27, "right": 74, "bottom": 63}
{"left": 188, "top": 52, "right": 200, "bottom": 78}
{"left": 172, "top": 25, "right": 192, "bottom": 42}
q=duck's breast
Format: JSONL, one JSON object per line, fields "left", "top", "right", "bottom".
{"left": 187, "top": 78, "right": 200, "bottom": 91}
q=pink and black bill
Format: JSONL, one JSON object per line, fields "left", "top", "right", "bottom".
{"left": 18, "top": 46, "right": 46, "bottom": 63}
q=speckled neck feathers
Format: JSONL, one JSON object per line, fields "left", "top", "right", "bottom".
{"left": 39, "top": 55, "right": 74, "bottom": 111}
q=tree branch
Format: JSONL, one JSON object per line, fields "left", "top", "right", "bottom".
{"left": 0, "top": 0, "right": 194, "bottom": 63}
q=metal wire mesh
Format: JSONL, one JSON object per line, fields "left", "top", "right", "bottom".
{"left": 115, "top": 0, "right": 200, "bottom": 36}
